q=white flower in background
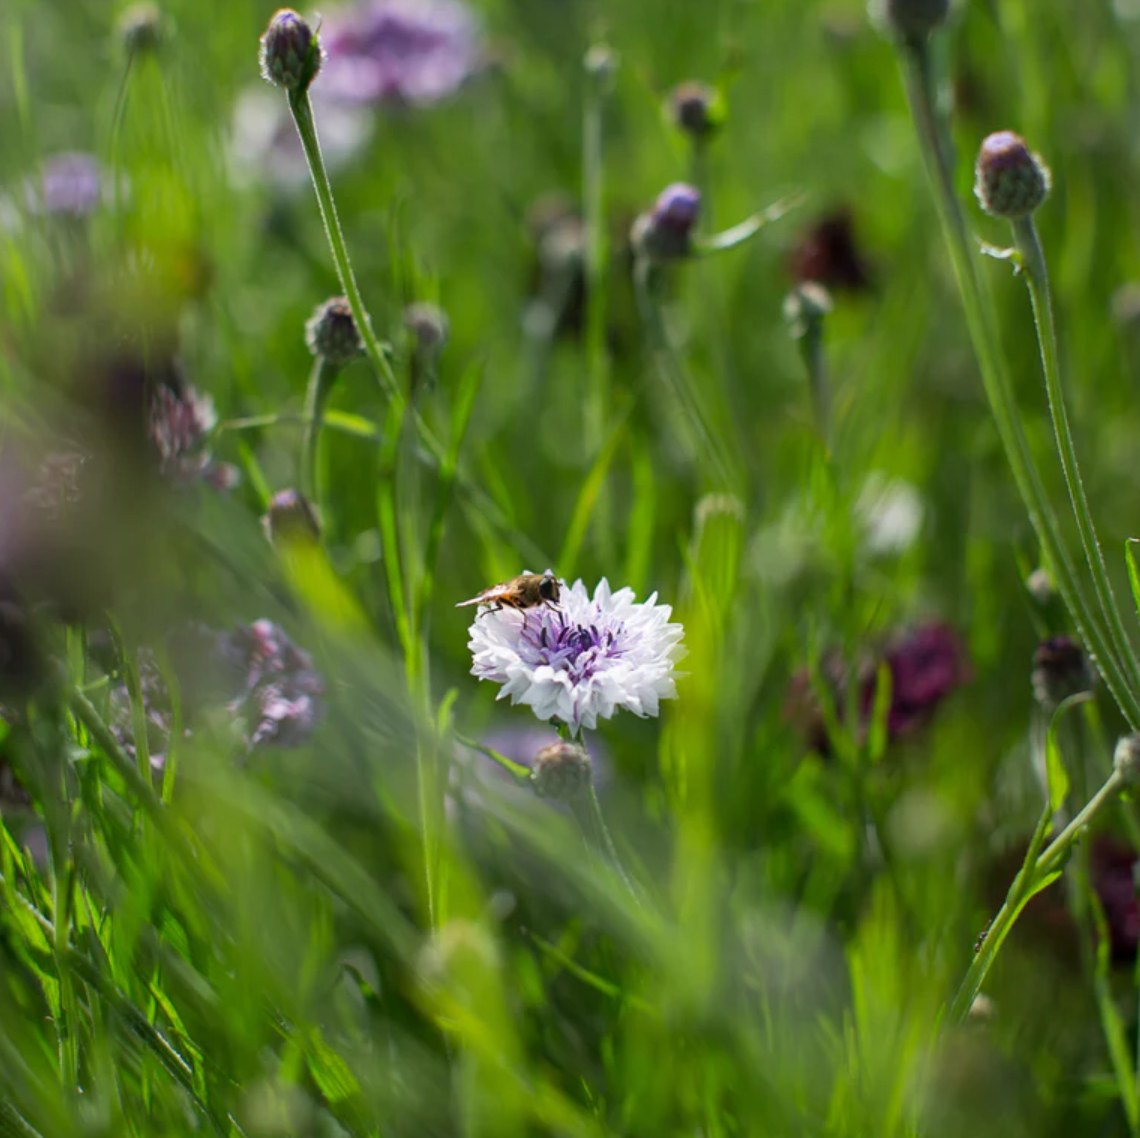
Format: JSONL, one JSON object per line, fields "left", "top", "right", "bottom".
{"left": 466, "top": 578, "right": 686, "bottom": 735}
{"left": 856, "top": 472, "right": 923, "bottom": 555}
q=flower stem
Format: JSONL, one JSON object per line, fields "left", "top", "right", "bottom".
{"left": 1011, "top": 215, "right": 1140, "bottom": 696}
{"left": 897, "top": 40, "right": 1140, "bottom": 727}
{"left": 580, "top": 783, "right": 642, "bottom": 908}
{"left": 301, "top": 356, "right": 342, "bottom": 507}
{"left": 951, "top": 767, "right": 1126, "bottom": 1021}
{"left": 287, "top": 89, "right": 399, "bottom": 401}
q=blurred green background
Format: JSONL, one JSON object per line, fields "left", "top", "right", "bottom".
{"left": 3, "top": 0, "right": 1140, "bottom": 1134}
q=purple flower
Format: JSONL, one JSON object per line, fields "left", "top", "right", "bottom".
{"left": 149, "top": 382, "right": 239, "bottom": 491}
{"left": 28, "top": 152, "right": 103, "bottom": 218}
{"left": 466, "top": 577, "right": 685, "bottom": 735}
{"left": 631, "top": 184, "right": 701, "bottom": 261}
{"left": 219, "top": 620, "right": 325, "bottom": 749}
{"left": 319, "top": 0, "right": 480, "bottom": 107}
{"left": 786, "top": 622, "right": 969, "bottom": 754}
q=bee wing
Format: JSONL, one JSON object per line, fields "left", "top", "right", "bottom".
{"left": 455, "top": 583, "right": 511, "bottom": 608}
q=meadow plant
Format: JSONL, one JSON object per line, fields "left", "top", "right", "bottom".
{"left": 5, "top": 1, "right": 1140, "bottom": 1135}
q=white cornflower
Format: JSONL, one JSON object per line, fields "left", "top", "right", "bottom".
{"left": 466, "top": 578, "right": 686, "bottom": 735}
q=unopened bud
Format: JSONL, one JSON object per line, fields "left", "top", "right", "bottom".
{"left": 667, "top": 81, "right": 724, "bottom": 142}
{"left": 584, "top": 44, "right": 618, "bottom": 85}
{"left": 630, "top": 183, "right": 701, "bottom": 261}
{"left": 304, "top": 297, "right": 362, "bottom": 365}
{"left": 1025, "top": 567, "right": 1054, "bottom": 606}
{"left": 259, "top": 9, "right": 322, "bottom": 92}
{"left": 262, "top": 489, "right": 321, "bottom": 546}
{"left": 1031, "top": 636, "right": 1093, "bottom": 709}
{"left": 871, "top": 0, "right": 951, "bottom": 43}
{"left": 119, "top": 3, "right": 165, "bottom": 54}
{"left": 1114, "top": 733, "right": 1140, "bottom": 784}
{"left": 531, "top": 740, "right": 592, "bottom": 803}
{"left": 404, "top": 302, "right": 449, "bottom": 357}
{"left": 974, "top": 131, "right": 1051, "bottom": 219}
{"left": 783, "top": 281, "right": 833, "bottom": 339}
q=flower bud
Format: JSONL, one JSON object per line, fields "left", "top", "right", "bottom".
{"left": 584, "top": 44, "right": 618, "bottom": 85}
{"left": 1115, "top": 733, "right": 1140, "bottom": 785}
{"left": 531, "top": 740, "right": 592, "bottom": 803}
{"left": 871, "top": 0, "right": 951, "bottom": 43}
{"left": 782, "top": 281, "right": 833, "bottom": 340}
{"left": 119, "top": 3, "right": 165, "bottom": 54}
{"left": 1025, "top": 567, "right": 1054, "bottom": 607}
{"left": 262, "top": 489, "right": 321, "bottom": 546}
{"left": 974, "top": 131, "right": 1051, "bottom": 219}
{"left": 1031, "top": 636, "right": 1093, "bottom": 709}
{"left": 630, "top": 183, "right": 701, "bottom": 261}
{"left": 259, "top": 9, "right": 322, "bottom": 92}
{"left": 667, "top": 81, "right": 723, "bottom": 142}
{"left": 304, "top": 297, "right": 362, "bottom": 365}
{"left": 404, "top": 302, "right": 449, "bottom": 357}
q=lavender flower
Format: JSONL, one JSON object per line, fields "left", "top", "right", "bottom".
{"left": 466, "top": 577, "right": 686, "bottom": 735}
{"left": 219, "top": 620, "right": 325, "bottom": 748}
{"left": 27, "top": 152, "right": 103, "bottom": 218}
{"left": 149, "top": 382, "right": 239, "bottom": 491}
{"left": 319, "top": 0, "right": 480, "bottom": 107}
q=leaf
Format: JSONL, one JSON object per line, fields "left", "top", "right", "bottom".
{"left": 1126, "top": 538, "right": 1140, "bottom": 628}
{"left": 1038, "top": 691, "right": 1092, "bottom": 814}
{"left": 306, "top": 1030, "right": 360, "bottom": 1104}
{"left": 867, "top": 661, "right": 893, "bottom": 766}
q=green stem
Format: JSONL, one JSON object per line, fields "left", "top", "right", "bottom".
{"left": 301, "top": 356, "right": 342, "bottom": 505}
{"left": 798, "top": 321, "right": 831, "bottom": 453}
{"left": 951, "top": 767, "right": 1126, "bottom": 1020}
{"left": 898, "top": 41, "right": 1140, "bottom": 727}
{"left": 582, "top": 56, "right": 610, "bottom": 455}
{"left": 581, "top": 783, "right": 642, "bottom": 907}
{"left": 287, "top": 89, "right": 399, "bottom": 401}
{"left": 1012, "top": 215, "right": 1140, "bottom": 696}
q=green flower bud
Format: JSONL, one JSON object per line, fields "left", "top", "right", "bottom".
{"left": 974, "top": 131, "right": 1051, "bottom": 219}
{"left": 262, "top": 489, "right": 321, "bottom": 546}
{"left": 119, "top": 3, "right": 165, "bottom": 54}
{"left": 667, "top": 81, "right": 724, "bottom": 142}
{"left": 304, "top": 297, "right": 362, "bottom": 365}
{"left": 782, "top": 282, "right": 833, "bottom": 340}
{"left": 259, "top": 9, "right": 322, "bottom": 92}
{"left": 1115, "top": 733, "right": 1140, "bottom": 785}
{"left": 871, "top": 0, "right": 951, "bottom": 43}
{"left": 531, "top": 740, "right": 592, "bottom": 803}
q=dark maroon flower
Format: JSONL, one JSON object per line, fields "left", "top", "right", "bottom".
{"left": 884, "top": 623, "right": 970, "bottom": 737}
{"left": 788, "top": 209, "right": 872, "bottom": 292}
{"left": 786, "top": 622, "right": 969, "bottom": 754}
{"left": 319, "top": 0, "right": 480, "bottom": 107}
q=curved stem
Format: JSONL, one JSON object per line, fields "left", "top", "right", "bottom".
{"left": 301, "top": 356, "right": 342, "bottom": 506}
{"left": 1012, "top": 216, "right": 1140, "bottom": 695}
{"left": 951, "top": 767, "right": 1126, "bottom": 1020}
{"left": 898, "top": 41, "right": 1140, "bottom": 727}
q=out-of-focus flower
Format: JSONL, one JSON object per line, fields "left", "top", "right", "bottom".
{"left": 219, "top": 620, "right": 324, "bottom": 749}
{"left": 263, "top": 489, "right": 321, "bottom": 546}
{"left": 110, "top": 650, "right": 182, "bottom": 776}
{"left": 319, "top": 0, "right": 480, "bottom": 107}
{"left": 26, "top": 152, "right": 104, "bottom": 218}
{"left": 631, "top": 183, "right": 701, "bottom": 261}
{"left": 466, "top": 577, "right": 686, "bottom": 735}
{"left": 230, "top": 86, "right": 373, "bottom": 189}
{"left": 666, "top": 81, "right": 724, "bottom": 142}
{"left": 149, "top": 381, "right": 239, "bottom": 491}
{"left": 788, "top": 209, "right": 872, "bottom": 292}
{"left": 855, "top": 473, "right": 924, "bottom": 555}
{"left": 786, "top": 622, "right": 970, "bottom": 754}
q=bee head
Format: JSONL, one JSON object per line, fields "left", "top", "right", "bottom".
{"left": 539, "top": 572, "right": 560, "bottom": 603}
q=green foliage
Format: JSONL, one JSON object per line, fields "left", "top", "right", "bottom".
{"left": 2, "top": 0, "right": 1140, "bottom": 1135}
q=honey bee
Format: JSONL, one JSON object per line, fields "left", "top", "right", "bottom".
{"left": 456, "top": 570, "right": 561, "bottom": 618}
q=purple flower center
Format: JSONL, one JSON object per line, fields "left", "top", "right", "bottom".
{"left": 518, "top": 612, "right": 627, "bottom": 682}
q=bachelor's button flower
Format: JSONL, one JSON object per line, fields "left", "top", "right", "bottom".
{"left": 319, "top": 0, "right": 480, "bottom": 107}
{"left": 631, "top": 183, "right": 701, "bottom": 261}
{"left": 466, "top": 577, "right": 686, "bottom": 735}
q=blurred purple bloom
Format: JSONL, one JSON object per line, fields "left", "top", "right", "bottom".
{"left": 219, "top": 620, "right": 324, "bottom": 749}
{"left": 149, "top": 382, "right": 238, "bottom": 491}
{"left": 884, "top": 623, "right": 970, "bottom": 737}
{"left": 28, "top": 152, "right": 103, "bottom": 218}
{"left": 1092, "top": 839, "right": 1140, "bottom": 963}
{"left": 786, "top": 621, "right": 969, "bottom": 754}
{"left": 651, "top": 183, "right": 701, "bottom": 233}
{"left": 110, "top": 650, "right": 181, "bottom": 777}
{"left": 320, "top": 0, "right": 480, "bottom": 107}
{"left": 631, "top": 183, "right": 701, "bottom": 260}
